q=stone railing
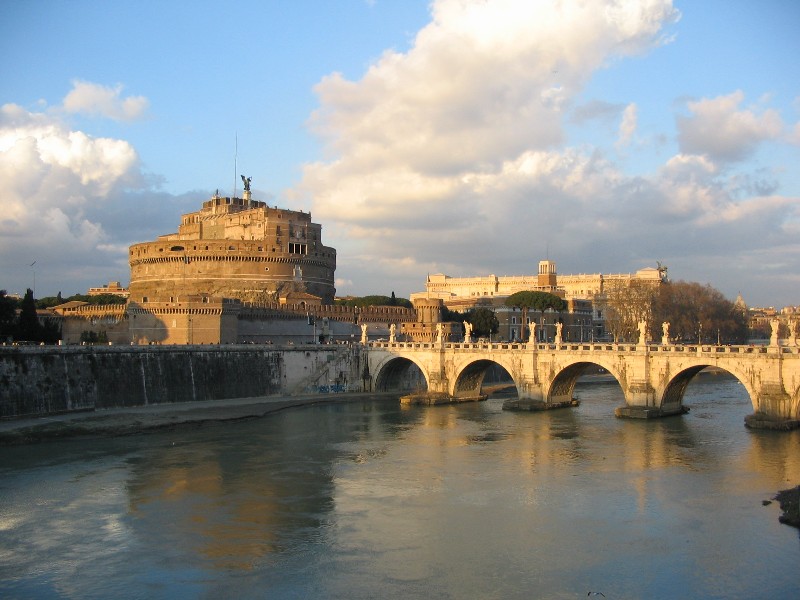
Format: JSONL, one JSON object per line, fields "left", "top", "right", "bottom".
{"left": 368, "top": 341, "right": 800, "bottom": 354}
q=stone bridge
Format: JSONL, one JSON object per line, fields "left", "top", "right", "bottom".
{"left": 366, "top": 339, "right": 800, "bottom": 429}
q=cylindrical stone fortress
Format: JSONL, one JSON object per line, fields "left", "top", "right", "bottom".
{"left": 129, "top": 193, "right": 337, "bottom": 304}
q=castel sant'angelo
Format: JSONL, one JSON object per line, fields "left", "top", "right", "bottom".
{"left": 128, "top": 183, "right": 337, "bottom": 305}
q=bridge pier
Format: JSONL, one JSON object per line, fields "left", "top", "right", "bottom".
{"left": 400, "top": 369, "right": 487, "bottom": 405}
{"left": 744, "top": 383, "right": 800, "bottom": 430}
{"left": 502, "top": 379, "right": 580, "bottom": 411}
{"left": 400, "top": 392, "right": 486, "bottom": 406}
{"left": 614, "top": 405, "right": 689, "bottom": 419}
{"left": 744, "top": 413, "right": 800, "bottom": 430}
{"left": 503, "top": 397, "right": 579, "bottom": 411}
{"left": 612, "top": 378, "right": 689, "bottom": 419}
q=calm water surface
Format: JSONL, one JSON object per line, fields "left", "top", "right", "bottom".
{"left": 1, "top": 373, "right": 799, "bottom": 599}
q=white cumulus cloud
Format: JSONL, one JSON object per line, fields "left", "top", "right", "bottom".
{"left": 303, "top": 0, "right": 679, "bottom": 205}
{"left": 63, "top": 80, "right": 149, "bottom": 121}
{"left": 676, "top": 90, "right": 783, "bottom": 162}
{"left": 0, "top": 103, "right": 150, "bottom": 294}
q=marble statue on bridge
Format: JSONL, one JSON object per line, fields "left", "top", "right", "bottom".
{"left": 638, "top": 320, "right": 647, "bottom": 346}
{"left": 463, "top": 321, "right": 472, "bottom": 343}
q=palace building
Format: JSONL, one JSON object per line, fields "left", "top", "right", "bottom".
{"left": 410, "top": 260, "right": 668, "bottom": 342}
{"left": 413, "top": 260, "right": 666, "bottom": 305}
{"left": 128, "top": 189, "right": 337, "bottom": 305}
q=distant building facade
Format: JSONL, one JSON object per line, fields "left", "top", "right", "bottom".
{"left": 414, "top": 260, "right": 665, "bottom": 303}
{"left": 411, "top": 260, "right": 667, "bottom": 341}
{"left": 87, "top": 281, "right": 130, "bottom": 298}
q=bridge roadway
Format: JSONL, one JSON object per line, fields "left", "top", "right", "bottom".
{"left": 366, "top": 338, "right": 800, "bottom": 429}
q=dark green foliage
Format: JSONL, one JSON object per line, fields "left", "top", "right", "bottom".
{"left": 80, "top": 330, "right": 109, "bottom": 344}
{"left": 15, "top": 289, "right": 41, "bottom": 341}
{"left": 0, "top": 290, "right": 17, "bottom": 339}
{"left": 336, "top": 295, "right": 412, "bottom": 309}
{"left": 466, "top": 307, "right": 499, "bottom": 338}
{"left": 36, "top": 293, "right": 126, "bottom": 308}
{"left": 40, "top": 320, "right": 61, "bottom": 344}
{"left": 441, "top": 306, "right": 464, "bottom": 323}
{"left": 1, "top": 289, "right": 60, "bottom": 343}
{"left": 504, "top": 291, "right": 567, "bottom": 312}
{"left": 36, "top": 296, "right": 63, "bottom": 308}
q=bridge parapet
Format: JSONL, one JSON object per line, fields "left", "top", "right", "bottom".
{"left": 369, "top": 340, "right": 799, "bottom": 355}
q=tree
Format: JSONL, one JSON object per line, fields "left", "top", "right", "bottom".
{"left": 15, "top": 289, "right": 41, "bottom": 341}
{"left": 36, "top": 293, "right": 127, "bottom": 308}
{"left": 335, "top": 295, "right": 412, "bottom": 309}
{"left": 36, "top": 295, "right": 64, "bottom": 308}
{"left": 598, "top": 280, "right": 656, "bottom": 342}
{"left": 467, "top": 307, "right": 499, "bottom": 339}
{"left": 0, "top": 290, "right": 17, "bottom": 340}
{"left": 504, "top": 291, "right": 567, "bottom": 341}
{"left": 652, "top": 281, "right": 747, "bottom": 344}
{"left": 441, "top": 306, "right": 464, "bottom": 324}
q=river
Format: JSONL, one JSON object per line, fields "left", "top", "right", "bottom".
{"left": 1, "top": 372, "right": 798, "bottom": 599}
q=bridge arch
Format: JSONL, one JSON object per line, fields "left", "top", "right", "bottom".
{"left": 373, "top": 355, "right": 427, "bottom": 393}
{"left": 452, "top": 359, "right": 517, "bottom": 399}
{"left": 658, "top": 364, "right": 759, "bottom": 415}
{"left": 547, "top": 360, "right": 625, "bottom": 406}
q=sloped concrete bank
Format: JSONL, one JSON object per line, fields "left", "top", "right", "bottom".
{"left": 0, "top": 392, "right": 398, "bottom": 445}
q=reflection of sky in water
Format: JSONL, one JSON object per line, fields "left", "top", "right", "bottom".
{"left": 0, "top": 375, "right": 798, "bottom": 598}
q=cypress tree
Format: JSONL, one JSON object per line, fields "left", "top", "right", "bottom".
{"left": 15, "top": 288, "right": 42, "bottom": 341}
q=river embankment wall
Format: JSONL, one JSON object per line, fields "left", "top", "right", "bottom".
{"left": 0, "top": 344, "right": 366, "bottom": 419}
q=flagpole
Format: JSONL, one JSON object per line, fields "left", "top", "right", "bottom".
{"left": 233, "top": 133, "right": 238, "bottom": 198}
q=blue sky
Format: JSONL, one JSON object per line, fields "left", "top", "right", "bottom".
{"left": 1, "top": 0, "right": 798, "bottom": 308}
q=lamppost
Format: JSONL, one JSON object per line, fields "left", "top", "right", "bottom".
{"left": 30, "top": 260, "right": 36, "bottom": 299}
{"left": 307, "top": 312, "right": 317, "bottom": 344}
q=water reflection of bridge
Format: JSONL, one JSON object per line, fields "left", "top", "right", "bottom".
{"left": 367, "top": 340, "right": 800, "bottom": 429}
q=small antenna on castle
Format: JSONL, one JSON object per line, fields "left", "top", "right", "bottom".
{"left": 233, "top": 132, "right": 238, "bottom": 198}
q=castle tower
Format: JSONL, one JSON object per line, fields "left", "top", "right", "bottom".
{"left": 538, "top": 260, "right": 557, "bottom": 289}
{"left": 413, "top": 298, "right": 443, "bottom": 324}
{"left": 128, "top": 193, "right": 337, "bottom": 304}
